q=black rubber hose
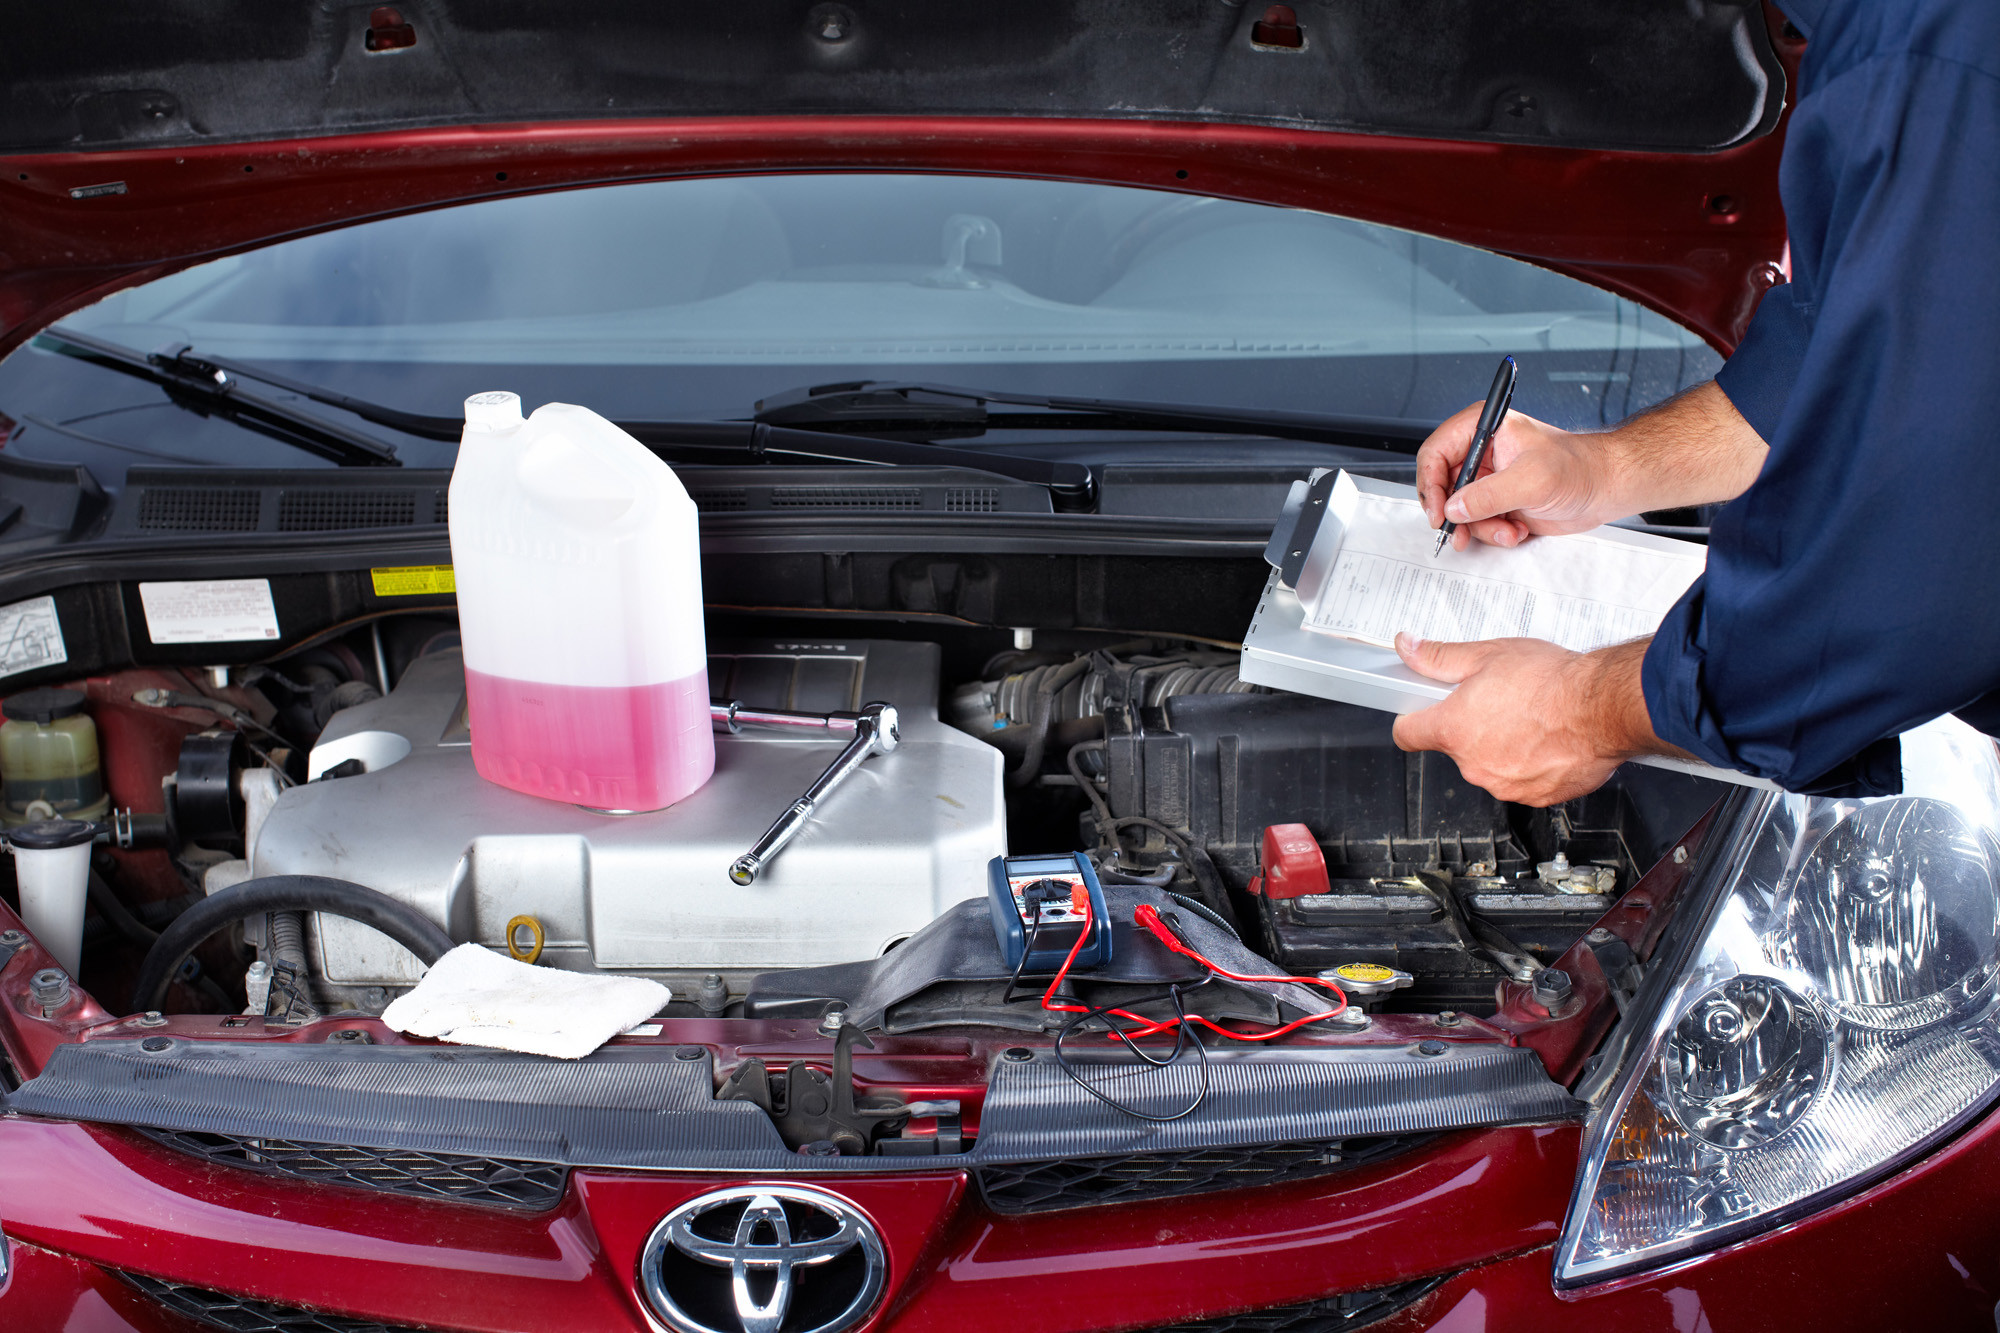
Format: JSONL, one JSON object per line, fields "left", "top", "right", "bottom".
{"left": 132, "top": 875, "right": 456, "bottom": 1014}
{"left": 87, "top": 871, "right": 158, "bottom": 945}
{"left": 1008, "top": 656, "right": 1092, "bottom": 786}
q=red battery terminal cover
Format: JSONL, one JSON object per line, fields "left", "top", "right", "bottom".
{"left": 1246, "top": 823, "right": 1330, "bottom": 899}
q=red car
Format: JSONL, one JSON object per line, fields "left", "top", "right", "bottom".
{"left": 2, "top": 5, "right": 1997, "bottom": 1332}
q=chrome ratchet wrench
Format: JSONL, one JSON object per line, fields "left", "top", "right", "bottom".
{"left": 711, "top": 700, "right": 900, "bottom": 885}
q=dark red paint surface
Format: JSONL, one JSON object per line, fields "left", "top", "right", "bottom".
{"left": 4, "top": 1097, "right": 1998, "bottom": 1332}
{"left": 0, "top": 109, "right": 1792, "bottom": 362}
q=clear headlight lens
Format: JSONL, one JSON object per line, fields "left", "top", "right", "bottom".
{"left": 1556, "top": 717, "right": 2000, "bottom": 1287}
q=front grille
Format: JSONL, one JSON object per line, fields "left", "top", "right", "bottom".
{"left": 769, "top": 485, "right": 924, "bottom": 509}
{"left": 115, "top": 1272, "right": 421, "bottom": 1333}
{"left": 276, "top": 489, "right": 420, "bottom": 531}
{"left": 976, "top": 1136, "right": 1430, "bottom": 1214}
{"left": 1138, "top": 1278, "right": 1448, "bottom": 1333}
{"left": 136, "top": 487, "right": 262, "bottom": 532}
{"left": 139, "top": 1128, "right": 567, "bottom": 1209}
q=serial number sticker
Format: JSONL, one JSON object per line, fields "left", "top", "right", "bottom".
{"left": 0, "top": 595, "right": 66, "bottom": 678}
{"left": 138, "top": 579, "right": 281, "bottom": 644}
{"left": 371, "top": 564, "right": 456, "bottom": 598}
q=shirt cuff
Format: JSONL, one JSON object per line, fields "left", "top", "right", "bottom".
{"left": 1714, "top": 281, "right": 1814, "bottom": 443}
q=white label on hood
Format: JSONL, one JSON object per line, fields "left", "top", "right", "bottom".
{"left": 139, "top": 579, "right": 281, "bottom": 643}
{"left": 0, "top": 595, "right": 67, "bottom": 677}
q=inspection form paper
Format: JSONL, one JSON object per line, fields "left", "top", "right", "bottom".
{"left": 1240, "top": 469, "right": 1775, "bottom": 791}
{"left": 1300, "top": 471, "right": 1705, "bottom": 653}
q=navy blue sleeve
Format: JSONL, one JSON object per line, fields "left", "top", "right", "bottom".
{"left": 1642, "top": 32, "right": 2000, "bottom": 792}
{"left": 1712, "top": 282, "right": 1812, "bottom": 444}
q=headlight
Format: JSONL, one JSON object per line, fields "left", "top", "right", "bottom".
{"left": 1556, "top": 716, "right": 2000, "bottom": 1287}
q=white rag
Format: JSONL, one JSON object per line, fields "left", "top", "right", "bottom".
{"left": 381, "top": 944, "right": 670, "bottom": 1059}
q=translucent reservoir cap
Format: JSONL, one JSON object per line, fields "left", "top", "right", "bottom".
{"left": 464, "top": 391, "right": 525, "bottom": 432}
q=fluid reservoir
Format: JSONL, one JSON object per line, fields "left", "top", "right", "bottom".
{"left": 448, "top": 392, "right": 715, "bottom": 811}
{"left": 0, "top": 688, "right": 111, "bottom": 827}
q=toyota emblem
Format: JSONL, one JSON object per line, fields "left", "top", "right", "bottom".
{"left": 639, "top": 1185, "right": 887, "bottom": 1333}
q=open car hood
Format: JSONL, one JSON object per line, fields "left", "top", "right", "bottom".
{"left": 0, "top": 0, "right": 1796, "bottom": 356}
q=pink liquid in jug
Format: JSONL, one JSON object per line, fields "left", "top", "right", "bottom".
{"left": 464, "top": 667, "right": 715, "bottom": 811}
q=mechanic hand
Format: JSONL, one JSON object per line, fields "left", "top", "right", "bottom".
{"left": 1415, "top": 403, "right": 1621, "bottom": 552}
{"left": 1390, "top": 633, "right": 1641, "bottom": 806}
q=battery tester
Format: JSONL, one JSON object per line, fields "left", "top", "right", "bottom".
{"left": 987, "top": 852, "right": 1111, "bottom": 972}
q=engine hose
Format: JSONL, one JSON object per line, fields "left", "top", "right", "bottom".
{"left": 268, "top": 909, "right": 308, "bottom": 970}
{"left": 133, "top": 875, "right": 456, "bottom": 1014}
{"left": 1007, "top": 656, "right": 1092, "bottom": 786}
{"left": 87, "top": 872, "right": 158, "bottom": 946}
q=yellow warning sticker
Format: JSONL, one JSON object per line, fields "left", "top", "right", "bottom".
{"left": 370, "top": 565, "right": 456, "bottom": 598}
{"left": 1334, "top": 963, "right": 1398, "bottom": 983}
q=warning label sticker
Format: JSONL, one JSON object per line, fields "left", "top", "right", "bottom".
{"left": 0, "top": 596, "right": 66, "bottom": 678}
{"left": 371, "top": 565, "right": 456, "bottom": 598}
{"left": 139, "top": 579, "right": 281, "bottom": 643}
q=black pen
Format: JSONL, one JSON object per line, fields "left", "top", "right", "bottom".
{"left": 1434, "top": 355, "right": 1519, "bottom": 557}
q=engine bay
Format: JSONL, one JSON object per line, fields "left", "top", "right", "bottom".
{"left": 4, "top": 602, "right": 1723, "bottom": 1044}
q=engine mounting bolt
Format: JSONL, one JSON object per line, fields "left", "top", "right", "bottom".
{"left": 29, "top": 968, "right": 70, "bottom": 1013}
{"left": 1532, "top": 969, "right": 1574, "bottom": 1011}
{"left": 134, "top": 1010, "right": 167, "bottom": 1028}
{"left": 1414, "top": 1039, "right": 1448, "bottom": 1057}
{"left": 140, "top": 1035, "right": 173, "bottom": 1053}
{"left": 674, "top": 1045, "right": 707, "bottom": 1061}
{"left": 1435, "top": 1010, "right": 1460, "bottom": 1027}
{"left": 1001, "top": 1046, "right": 1034, "bottom": 1062}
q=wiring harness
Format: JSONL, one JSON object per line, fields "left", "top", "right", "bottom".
{"left": 1017, "top": 898, "right": 1349, "bottom": 1121}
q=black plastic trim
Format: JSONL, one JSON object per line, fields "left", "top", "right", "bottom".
{"left": 7, "top": 1039, "right": 1578, "bottom": 1174}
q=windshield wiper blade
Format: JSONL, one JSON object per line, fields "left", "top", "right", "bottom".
{"left": 754, "top": 380, "right": 1435, "bottom": 453}
{"left": 39, "top": 331, "right": 1094, "bottom": 504}
{"left": 35, "top": 327, "right": 403, "bottom": 467}
{"left": 631, "top": 420, "right": 1096, "bottom": 507}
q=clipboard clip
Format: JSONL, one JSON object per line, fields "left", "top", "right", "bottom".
{"left": 1264, "top": 467, "right": 1338, "bottom": 590}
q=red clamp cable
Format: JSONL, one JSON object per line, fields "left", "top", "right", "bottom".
{"left": 1039, "top": 902, "right": 1348, "bottom": 1041}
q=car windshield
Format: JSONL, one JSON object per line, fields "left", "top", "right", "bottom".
{"left": 14, "top": 173, "right": 1717, "bottom": 471}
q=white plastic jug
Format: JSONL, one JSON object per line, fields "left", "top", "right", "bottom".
{"left": 449, "top": 392, "right": 714, "bottom": 810}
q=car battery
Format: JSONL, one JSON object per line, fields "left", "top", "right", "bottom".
{"left": 987, "top": 852, "right": 1111, "bottom": 973}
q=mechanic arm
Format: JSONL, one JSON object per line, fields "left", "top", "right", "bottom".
{"left": 1416, "top": 381, "right": 1769, "bottom": 552}
{"left": 1390, "top": 635, "right": 1693, "bottom": 806}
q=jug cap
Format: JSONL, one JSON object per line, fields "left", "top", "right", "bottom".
{"left": 2, "top": 688, "right": 87, "bottom": 725}
{"left": 464, "top": 391, "right": 524, "bottom": 432}
{"left": 8, "top": 817, "right": 97, "bottom": 851}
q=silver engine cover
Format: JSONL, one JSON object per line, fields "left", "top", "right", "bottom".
{"left": 251, "top": 639, "right": 1006, "bottom": 985}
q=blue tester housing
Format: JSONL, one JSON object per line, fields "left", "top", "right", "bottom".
{"left": 987, "top": 852, "right": 1112, "bottom": 973}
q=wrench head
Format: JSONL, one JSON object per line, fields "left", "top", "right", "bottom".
{"left": 860, "top": 702, "right": 900, "bottom": 755}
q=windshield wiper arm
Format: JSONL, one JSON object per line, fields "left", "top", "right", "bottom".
{"left": 632, "top": 420, "right": 1095, "bottom": 507}
{"left": 754, "top": 380, "right": 1435, "bottom": 453}
{"left": 39, "top": 331, "right": 1094, "bottom": 504}
{"left": 35, "top": 327, "right": 403, "bottom": 467}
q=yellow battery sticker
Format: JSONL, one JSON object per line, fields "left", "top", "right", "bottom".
{"left": 370, "top": 565, "right": 456, "bottom": 598}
